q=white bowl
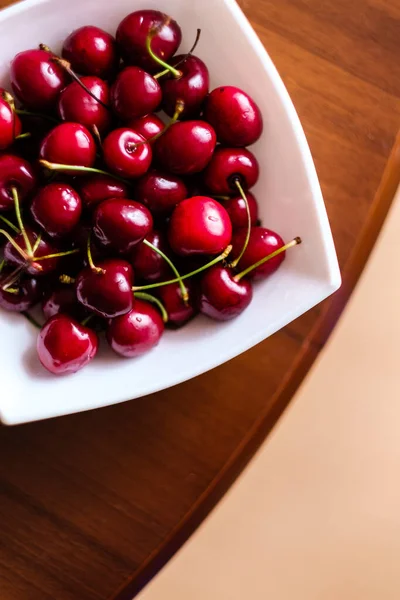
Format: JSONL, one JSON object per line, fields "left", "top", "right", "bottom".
{"left": 0, "top": 0, "right": 340, "bottom": 425}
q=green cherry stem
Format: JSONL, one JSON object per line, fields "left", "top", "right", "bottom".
{"left": 39, "top": 160, "right": 130, "bottom": 185}
{"left": 11, "top": 187, "right": 33, "bottom": 257}
{"left": 153, "top": 28, "right": 202, "bottom": 79}
{"left": 32, "top": 232, "right": 42, "bottom": 254}
{"left": 234, "top": 237, "right": 302, "bottom": 282}
{"left": 1, "top": 266, "right": 24, "bottom": 291}
{"left": 0, "top": 214, "right": 20, "bottom": 234}
{"left": 15, "top": 108, "right": 59, "bottom": 124}
{"left": 15, "top": 132, "right": 31, "bottom": 140}
{"left": 128, "top": 100, "right": 184, "bottom": 150}
{"left": 81, "top": 315, "right": 94, "bottom": 327}
{"left": 142, "top": 237, "right": 188, "bottom": 303}
{"left": 87, "top": 233, "right": 104, "bottom": 275}
{"left": 229, "top": 178, "right": 251, "bottom": 269}
{"left": 34, "top": 248, "right": 80, "bottom": 262}
{"left": 134, "top": 291, "right": 169, "bottom": 323}
{"left": 0, "top": 229, "right": 29, "bottom": 261}
{"left": 60, "top": 274, "right": 76, "bottom": 284}
{"left": 0, "top": 259, "right": 5, "bottom": 274}
{"left": 146, "top": 27, "right": 181, "bottom": 78}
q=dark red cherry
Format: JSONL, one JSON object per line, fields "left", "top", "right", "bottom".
{"left": 40, "top": 122, "right": 97, "bottom": 169}
{"left": 199, "top": 266, "right": 253, "bottom": 321}
{"left": 161, "top": 55, "right": 209, "bottom": 119}
{"left": 31, "top": 183, "right": 82, "bottom": 238}
{"left": 168, "top": 196, "right": 232, "bottom": 256}
{"left": 37, "top": 314, "right": 98, "bottom": 375}
{"left": 116, "top": 10, "right": 182, "bottom": 73}
{"left": 76, "top": 258, "right": 134, "bottom": 318}
{"left": 223, "top": 191, "right": 259, "bottom": 230}
{"left": 135, "top": 170, "right": 188, "bottom": 217}
{"left": 0, "top": 96, "right": 22, "bottom": 150}
{"left": 106, "top": 299, "right": 164, "bottom": 357}
{"left": 157, "top": 279, "right": 197, "bottom": 327}
{"left": 204, "top": 86, "right": 263, "bottom": 147}
{"left": 76, "top": 175, "right": 129, "bottom": 210}
{"left": 154, "top": 121, "right": 216, "bottom": 175}
{"left": 131, "top": 230, "right": 170, "bottom": 281}
{"left": 103, "top": 128, "right": 152, "bottom": 179}
{"left": 0, "top": 273, "right": 42, "bottom": 312}
{"left": 58, "top": 77, "right": 112, "bottom": 135}
{"left": 3, "top": 227, "right": 61, "bottom": 276}
{"left": 93, "top": 198, "right": 153, "bottom": 254}
{"left": 111, "top": 67, "right": 161, "bottom": 121}
{"left": 0, "top": 154, "right": 36, "bottom": 211}
{"left": 204, "top": 147, "right": 260, "bottom": 195}
{"left": 10, "top": 49, "right": 69, "bottom": 110}
{"left": 127, "top": 113, "right": 164, "bottom": 141}
{"left": 231, "top": 227, "right": 285, "bottom": 281}
{"left": 62, "top": 26, "right": 119, "bottom": 79}
{"left": 42, "top": 285, "right": 84, "bottom": 320}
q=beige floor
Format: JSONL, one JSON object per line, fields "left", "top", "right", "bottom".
{"left": 137, "top": 188, "right": 400, "bottom": 600}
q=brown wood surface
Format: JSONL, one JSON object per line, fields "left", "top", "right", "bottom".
{"left": 1, "top": 1, "right": 400, "bottom": 599}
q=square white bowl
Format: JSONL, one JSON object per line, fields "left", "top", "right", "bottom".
{"left": 0, "top": 0, "right": 340, "bottom": 425}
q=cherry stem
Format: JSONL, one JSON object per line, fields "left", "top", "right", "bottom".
{"left": 1, "top": 266, "right": 23, "bottom": 290}
{"left": 60, "top": 274, "right": 76, "bottom": 284}
{"left": 81, "top": 315, "right": 94, "bottom": 327}
{"left": 11, "top": 186, "right": 33, "bottom": 257}
{"left": 142, "top": 238, "right": 188, "bottom": 303}
{"left": 0, "top": 228, "right": 29, "bottom": 261}
{"left": 234, "top": 237, "right": 302, "bottom": 282}
{"left": 146, "top": 26, "right": 181, "bottom": 78}
{"left": 15, "top": 108, "right": 59, "bottom": 124}
{"left": 34, "top": 248, "right": 80, "bottom": 262}
{"left": 229, "top": 179, "right": 251, "bottom": 268}
{"left": 213, "top": 195, "right": 231, "bottom": 201}
{"left": 39, "top": 160, "right": 130, "bottom": 185}
{"left": 0, "top": 214, "right": 20, "bottom": 234}
{"left": 134, "top": 291, "right": 169, "bottom": 323}
{"left": 22, "top": 311, "right": 41, "bottom": 328}
{"left": 132, "top": 244, "right": 232, "bottom": 293}
{"left": 4, "top": 287, "right": 19, "bottom": 294}
{"left": 32, "top": 232, "right": 42, "bottom": 254}
{"left": 15, "top": 132, "right": 31, "bottom": 140}
{"left": 87, "top": 233, "right": 104, "bottom": 275}
{"left": 0, "top": 259, "right": 5, "bottom": 274}
{"left": 154, "top": 28, "right": 202, "bottom": 79}
{"left": 127, "top": 100, "right": 184, "bottom": 150}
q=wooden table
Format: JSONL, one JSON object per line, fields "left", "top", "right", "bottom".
{"left": 1, "top": 1, "right": 400, "bottom": 599}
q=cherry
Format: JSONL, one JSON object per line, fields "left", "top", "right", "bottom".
{"left": 37, "top": 314, "right": 98, "bottom": 375}
{"left": 106, "top": 299, "right": 164, "bottom": 357}
{"left": 31, "top": 182, "right": 82, "bottom": 238}
{"left": 0, "top": 154, "right": 36, "bottom": 211}
{"left": 62, "top": 26, "right": 119, "bottom": 79}
{"left": 103, "top": 128, "right": 152, "bottom": 179}
{"left": 204, "top": 86, "right": 263, "bottom": 147}
{"left": 157, "top": 279, "right": 197, "bottom": 327}
{"left": 223, "top": 191, "right": 259, "bottom": 230}
{"left": 58, "top": 77, "right": 111, "bottom": 135}
{"left": 116, "top": 10, "right": 182, "bottom": 73}
{"left": 76, "top": 258, "right": 134, "bottom": 318}
{"left": 131, "top": 230, "right": 170, "bottom": 282}
{"left": 42, "top": 285, "right": 84, "bottom": 320}
{"left": 168, "top": 196, "right": 232, "bottom": 256}
{"left": 127, "top": 113, "right": 165, "bottom": 141}
{"left": 10, "top": 49, "right": 69, "bottom": 111}
{"left": 135, "top": 170, "right": 188, "bottom": 217}
{"left": 0, "top": 273, "right": 42, "bottom": 312}
{"left": 204, "top": 147, "right": 260, "bottom": 195}
{"left": 39, "top": 123, "right": 97, "bottom": 169}
{"left": 231, "top": 227, "right": 285, "bottom": 280}
{"left": 161, "top": 55, "right": 209, "bottom": 119}
{"left": 0, "top": 95, "right": 22, "bottom": 150}
{"left": 93, "top": 198, "right": 153, "bottom": 254}
{"left": 154, "top": 121, "right": 216, "bottom": 175}
{"left": 4, "top": 227, "right": 61, "bottom": 276}
{"left": 76, "top": 175, "right": 129, "bottom": 210}
{"left": 199, "top": 266, "right": 253, "bottom": 321}
{"left": 111, "top": 67, "right": 161, "bottom": 121}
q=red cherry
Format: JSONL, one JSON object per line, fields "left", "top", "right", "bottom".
{"left": 154, "top": 121, "right": 216, "bottom": 175}
{"left": 93, "top": 198, "right": 153, "bottom": 254}
{"left": 42, "top": 286, "right": 85, "bottom": 320}
{"left": 131, "top": 230, "right": 170, "bottom": 282}
{"left": 157, "top": 279, "right": 197, "bottom": 327}
{"left": 203, "top": 147, "right": 259, "bottom": 195}
{"left": 76, "top": 258, "right": 134, "bottom": 318}
{"left": 204, "top": 86, "right": 263, "bottom": 146}
{"left": 0, "top": 154, "right": 36, "bottom": 211}
{"left": 116, "top": 10, "right": 182, "bottom": 73}
{"left": 127, "top": 113, "right": 164, "bottom": 141}
{"left": 76, "top": 175, "right": 129, "bottom": 210}
{"left": 199, "top": 266, "right": 253, "bottom": 321}
{"left": 223, "top": 191, "right": 259, "bottom": 230}
{"left": 37, "top": 314, "right": 98, "bottom": 375}
{"left": 0, "top": 96, "right": 22, "bottom": 150}
{"left": 103, "top": 128, "right": 152, "bottom": 179}
{"left": 106, "top": 299, "right": 164, "bottom": 357}
{"left": 168, "top": 196, "right": 232, "bottom": 256}
{"left": 231, "top": 227, "right": 285, "bottom": 280}
{"left": 31, "top": 183, "right": 82, "bottom": 238}
{"left": 0, "top": 273, "right": 42, "bottom": 312}
{"left": 135, "top": 170, "right": 188, "bottom": 217}
{"left": 161, "top": 55, "right": 209, "bottom": 119}
{"left": 3, "top": 227, "right": 61, "bottom": 276}
{"left": 40, "top": 122, "right": 97, "bottom": 169}
{"left": 62, "top": 26, "right": 119, "bottom": 79}
{"left": 58, "top": 77, "right": 112, "bottom": 135}
{"left": 111, "top": 67, "right": 162, "bottom": 121}
{"left": 10, "top": 49, "right": 69, "bottom": 110}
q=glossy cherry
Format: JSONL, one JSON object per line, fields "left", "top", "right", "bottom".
{"left": 199, "top": 266, "right": 253, "bottom": 321}
{"left": 157, "top": 279, "right": 197, "bottom": 327}
{"left": 37, "top": 314, "right": 98, "bottom": 375}
{"left": 10, "top": 49, "right": 69, "bottom": 110}
{"left": 131, "top": 230, "right": 170, "bottom": 281}
{"left": 161, "top": 55, "right": 209, "bottom": 119}
{"left": 111, "top": 66, "right": 162, "bottom": 121}
{"left": 127, "top": 113, "right": 165, "bottom": 141}
{"left": 31, "top": 183, "right": 82, "bottom": 238}
{"left": 62, "top": 26, "right": 119, "bottom": 79}
{"left": 154, "top": 121, "right": 216, "bottom": 175}
{"left": 135, "top": 170, "right": 188, "bottom": 217}
{"left": 116, "top": 9, "right": 182, "bottom": 73}
{"left": 0, "top": 95, "right": 22, "bottom": 150}
{"left": 42, "top": 285, "right": 85, "bottom": 320}
{"left": 0, "top": 273, "right": 42, "bottom": 312}
{"left": 58, "top": 77, "right": 112, "bottom": 135}
{"left": 93, "top": 198, "right": 153, "bottom": 254}
{"left": 204, "top": 147, "right": 260, "bottom": 195}
{"left": 40, "top": 123, "right": 97, "bottom": 169}
{"left": 168, "top": 196, "right": 232, "bottom": 256}
{"left": 107, "top": 299, "right": 164, "bottom": 357}
{"left": 77, "top": 175, "right": 129, "bottom": 210}
{"left": 103, "top": 128, "right": 152, "bottom": 179}
{"left": 3, "top": 227, "right": 61, "bottom": 276}
{"left": 76, "top": 258, "right": 134, "bottom": 318}
{"left": 0, "top": 154, "right": 36, "bottom": 211}
{"left": 223, "top": 191, "right": 259, "bottom": 230}
{"left": 231, "top": 227, "right": 285, "bottom": 280}
{"left": 204, "top": 86, "right": 263, "bottom": 147}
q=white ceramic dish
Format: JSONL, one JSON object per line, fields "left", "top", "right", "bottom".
{"left": 0, "top": 0, "right": 340, "bottom": 425}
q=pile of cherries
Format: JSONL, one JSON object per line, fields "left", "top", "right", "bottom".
{"left": 0, "top": 8, "right": 300, "bottom": 376}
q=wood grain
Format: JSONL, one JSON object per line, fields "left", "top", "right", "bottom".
{"left": 1, "top": 1, "right": 400, "bottom": 599}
